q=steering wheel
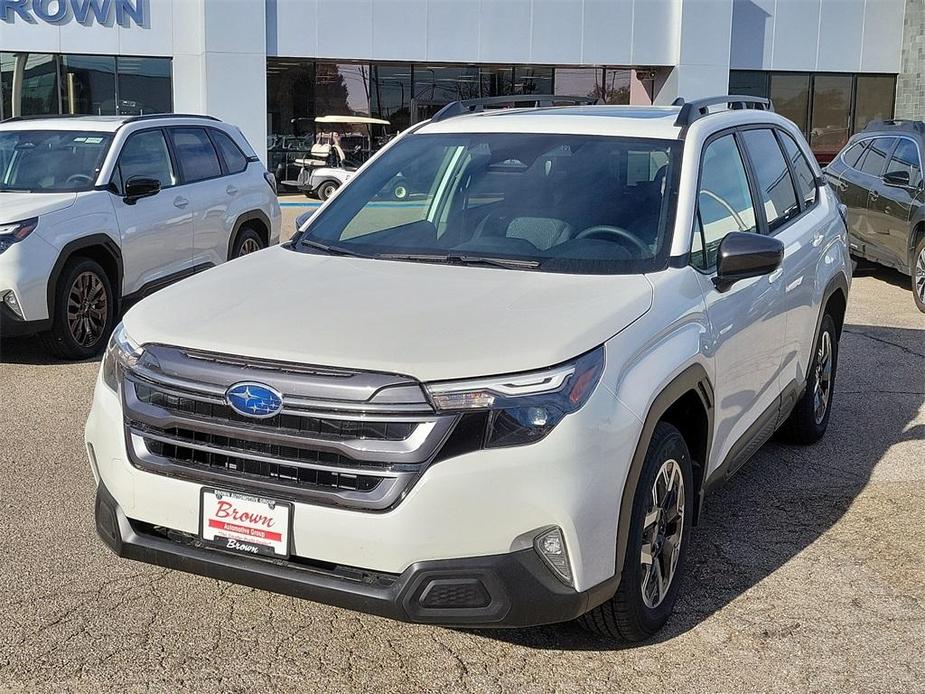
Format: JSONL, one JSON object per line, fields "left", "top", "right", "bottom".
{"left": 575, "top": 225, "right": 651, "bottom": 256}
{"left": 65, "top": 174, "right": 93, "bottom": 187}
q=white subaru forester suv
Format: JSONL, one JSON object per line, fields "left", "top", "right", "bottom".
{"left": 0, "top": 114, "right": 280, "bottom": 359}
{"left": 86, "top": 96, "right": 850, "bottom": 640}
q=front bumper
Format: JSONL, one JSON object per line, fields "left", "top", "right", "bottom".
{"left": 0, "top": 301, "right": 49, "bottom": 338}
{"left": 95, "top": 480, "right": 617, "bottom": 627}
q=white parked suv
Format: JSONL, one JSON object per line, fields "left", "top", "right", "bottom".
{"left": 0, "top": 114, "right": 280, "bottom": 359}
{"left": 86, "top": 96, "right": 850, "bottom": 640}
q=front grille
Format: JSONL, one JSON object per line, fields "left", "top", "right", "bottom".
{"left": 122, "top": 344, "right": 458, "bottom": 510}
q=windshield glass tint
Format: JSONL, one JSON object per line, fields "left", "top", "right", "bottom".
{"left": 0, "top": 130, "right": 112, "bottom": 193}
{"left": 299, "top": 133, "right": 680, "bottom": 274}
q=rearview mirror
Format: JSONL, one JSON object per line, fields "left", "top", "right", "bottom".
{"left": 124, "top": 176, "right": 161, "bottom": 204}
{"left": 882, "top": 170, "right": 911, "bottom": 187}
{"left": 713, "top": 232, "right": 784, "bottom": 291}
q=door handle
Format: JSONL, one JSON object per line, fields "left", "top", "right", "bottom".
{"left": 812, "top": 231, "right": 825, "bottom": 247}
{"left": 173, "top": 196, "right": 189, "bottom": 209}
{"left": 226, "top": 185, "right": 239, "bottom": 196}
{"left": 869, "top": 189, "right": 880, "bottom": 202}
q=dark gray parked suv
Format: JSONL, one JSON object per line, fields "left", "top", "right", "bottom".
{"left": 825, "top": 119, "right": 925, "bottom": 312}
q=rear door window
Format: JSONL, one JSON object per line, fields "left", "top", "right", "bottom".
{"left": 741, "top": 128, "right": 800, "bottom": 232}
{"left": 841, "top": 141, "right": 867, "bottom": 169}
{"left": 169, "top": 127, "right": 222, "bottom": 183}
{"left": 779, "top": 131, "right": 817, "bottom": 207}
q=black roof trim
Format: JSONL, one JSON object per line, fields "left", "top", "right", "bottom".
{"left": 673, "top": 95, "right": 773, "bottom": 130}
{"left": 429, "top": 95, "right": 599, "bottom": 123}
{"left": 861, "top": 119, "right": 925, "bottom": 135}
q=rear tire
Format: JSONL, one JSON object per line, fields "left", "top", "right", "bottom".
{"left": 231, "top": 227, "right": 265, "bottom": 259}
{"left": 40, "top": 258, "right": 114, "bottom": 360}
{"left": 317, "top": 181, "right": 339, "bottom": 201}
{"left": 777, "top": 313, "right": 839, "bottom": 444}
{"left": 578, "top": 422, "right": 693, "bottom": 641}
{"left": 912, "top": 235, "right": 925, "bottom": 313}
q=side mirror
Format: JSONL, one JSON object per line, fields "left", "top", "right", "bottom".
{"left": 714, "top": 232, "right": 784, "bottom": 291}
{"left": 124, "top": 176, "right": 161, "bottom": 204}
{"left": 882, "top": 170, "right": 911, "bottom": 187}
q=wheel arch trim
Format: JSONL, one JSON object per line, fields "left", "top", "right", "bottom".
{"left": 47, "top": 234, "right": 123, "bottom": 323}
{"left": 614, "top": 363, "right": 714, "bottom": 584}
{"left": 226, "top": 210, "right": 272, "bottom": 260}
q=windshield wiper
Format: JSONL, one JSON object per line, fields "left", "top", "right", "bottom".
{"left": 379, "top": 253, "right": 541, "bottom": 270}
{"left": 300, "top": 239, "right": 372, "bottom": 259}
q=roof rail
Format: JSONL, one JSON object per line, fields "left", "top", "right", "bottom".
{"left": 673, "top": 95, "right": 773, "bottom": 129}
{"left": 863, "top": 118, "right": 925, "bottom": 134}
{"left": 2, "top": 113, "right": 114, "bottom": 123}
{"left": 120, "top": 113, "right": 220, "bottom": 124}
{"left": 430, "top": 94, "right": 599, "bottom": 123}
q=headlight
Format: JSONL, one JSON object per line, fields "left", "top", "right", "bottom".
{"left": 0, "top": 218, "right": 38, "bottom": 255}
{"left": 101, "top": 323, "right": 143, "bottom": 391}
{"left": 426, "top": 347, "right": 605, "bottom": 448}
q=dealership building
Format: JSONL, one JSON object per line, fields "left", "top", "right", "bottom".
{"left": 0, "top": 0, "right": 917, "bottom": 169}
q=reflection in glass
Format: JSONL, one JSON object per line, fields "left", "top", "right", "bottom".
{"left": 769, "top": 72, "right": 809, "bottom": 132}
{"left": 0, "top": 54, "right": 13, "bottom": 121}
{"left": 21, "top": 54, "right": 60, "bottom": 116}
{"left": 514, "top": 66, "right": 553, "bottom": 95}
{"left": 267, "top": 58, "right": 316, "bottom": 184}
{"left": 854, "top": 75, "right": 896, "bottom": 132}
{"left": 116, "top": 57, "right": 172, "bottom": 115}
{"left": 554, "top": 68, "right": 603, "bottom": 100}
{"left": 61, "top": 54, "right": 117, "bottom": 115}
{"left": 316, "top": 63, "right": 370, "bottom": 117}
{"left": 371, "top": 65, "right": 413, "bottom": 132}
{"left": 810, "top": 74, "right": 853, "bottom": 161}
{"left": 728, "top": 70, "right": 769, "bottom": 97}
{"left": 603, "top": 69, "right": 631, "bottom": 105}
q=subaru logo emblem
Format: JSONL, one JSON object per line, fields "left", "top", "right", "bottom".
{"left": 225, "top": 382, "right": 284, "bottom": 419}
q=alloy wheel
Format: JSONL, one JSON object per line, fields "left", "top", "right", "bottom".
{"left": 238, "top": 237, "right": 261, "bottom": 257}
{"left": 915, "top": 246, "right": 925, "bottom": 304}
{"left": 639, "top": 458, "right": 685, "bottom": 609}
{"left": 67, "top": 271, "right": 108, "bottom": 348}
{"left": 813, "top": 330, "right": 833, "bottom": 425}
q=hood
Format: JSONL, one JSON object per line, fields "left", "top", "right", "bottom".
{"left": 0, "top": 192, "right": 77, "bottom": 223}
{"left": 124, "top": 246, "right": 653, "bottom": 382}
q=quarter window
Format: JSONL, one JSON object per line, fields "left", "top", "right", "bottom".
{"left": 857, "top": 137, "right": 895, "bottom": 177}
{"left": 779, "top": 131, "right": 817, "bottom": 207}
{"left": 842, "top": 141, "right": 867, "bottom": 169}
{"left": 169, "top": 127, "right": 222, "bottom": 182}
{"left": 741, "top": 129, "right": 800, "bottom": 232}
{"left": 885, "top": 139, "right": 922, "bottom": 186}
{"left": 210, "top": 129, "right": 249, "bottom": 175}
{"left": 692, "top": 134, "right": 757, "bottom": 270}
{"left": 115, "top": 129, "right": 176, "bottom": 194}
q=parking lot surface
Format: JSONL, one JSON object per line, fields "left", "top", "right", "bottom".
{"left": 0, "top": 264, "right": 923, "bottom": 693}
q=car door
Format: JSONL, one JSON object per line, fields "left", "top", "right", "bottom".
{"left": 825, "top": 139, "right": 871, "bottom": 247}
{"left": 690, "top": 132, "right": 786, "bottom": 470}
{"left": 853, "top": 136, "right": 896, "bottom": 262}
{"left": 871, "top": 138, "right": 924, "bottom": 272}
{"left": 109, "top": 128, "right": 194, "bottom": 295}
{"left": 744, "top": 127, "right": 827, "bottom": 398}
{"left": 167, "top": 127, "right": 229, "bottom": 269}
{"left": 207, "top": 127, "right": 258, "bottom": 264}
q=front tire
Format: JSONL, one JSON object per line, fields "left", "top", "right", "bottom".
{"left": 912, "top": 235, "right": 925, "bottom": 313}
{"left": 579, "top": 422, "right": 693, "bottom": 641}
{"left": 40, "top": 258, "right": 114, "bottom": 360}
{"left": 777, "top": 313, "right": 839, "bottom": 444}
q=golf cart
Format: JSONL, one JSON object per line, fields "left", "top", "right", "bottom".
{"left": 288, "top": 115, "right": 390, "bottom": 200}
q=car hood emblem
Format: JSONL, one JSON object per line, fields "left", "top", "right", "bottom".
{"left": 225, "top": 382, "right": 284, "bottom": 419}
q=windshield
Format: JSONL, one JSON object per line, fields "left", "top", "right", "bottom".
{"left": 0, "top": 130, "right": 113, "bottom": 193}
{"left": 297, "top": 132, "right": 681, "bottom": 274}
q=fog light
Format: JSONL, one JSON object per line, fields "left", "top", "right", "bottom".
{"left": 535, "top": 527, "right": 573, "bottom": 586}
{"left": 2, "top": 291, "right": 23, "bottom": 319}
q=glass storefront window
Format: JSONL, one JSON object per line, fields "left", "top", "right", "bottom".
{"left": 729, "top": 70, "right": 769, "bottom": 97}
{"left": 810, "top": 74, "right": 853, "bottom": 162}
{"left": 316, "top": 63, "right": 370, "bottom": 117}
{"left": 603, "top": 69, "right": 631, "bottom": 104}
{"left": 854, "top": 75, "right": 896, "bottom": 133}
{"left": 554, "top": 68, "right": 603, "bottom": 100}
{"left": 61, "top": 54, "right": 116, "bottom": 116}
{"left": 514, "top": 66, "right": 553, "bottom": 95}
{"left": 769, "top": 72, "right": 809, "bottom": 133}
{"left": 116, "top": 57, "right": 172, "bottom": 115}
{"left": 0, "top": 54, "right": 12, "bottom": 121}
{"left": 371, "top": 65, "right": 412, "bottom": 133}
{"left": 20, "top": 53, "right": 59, "bottom": 116}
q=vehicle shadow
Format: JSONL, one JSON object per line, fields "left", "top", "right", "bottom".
{"left": 0, "top": 335, "right": 102, "bottom": 366}
{"left": 466, "top": 322, "right": 925, "bottom": 651}
{"left": 851, "top": 259, "right": 911, "bottom": 292}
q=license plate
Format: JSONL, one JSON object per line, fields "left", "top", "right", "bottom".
{"left": 200, "top": 489, "right": 292, "bottom": 558}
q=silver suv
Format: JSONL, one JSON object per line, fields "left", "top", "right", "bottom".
{"left": 0, "top": 114, "right": 280, "bottom": 359}
{"left": 87, "top": 96, "right": 851, "bottom": 640}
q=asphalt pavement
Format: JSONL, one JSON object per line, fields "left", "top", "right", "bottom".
{"left": 0, "top": 262, "right": 922, "bottom": 693}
